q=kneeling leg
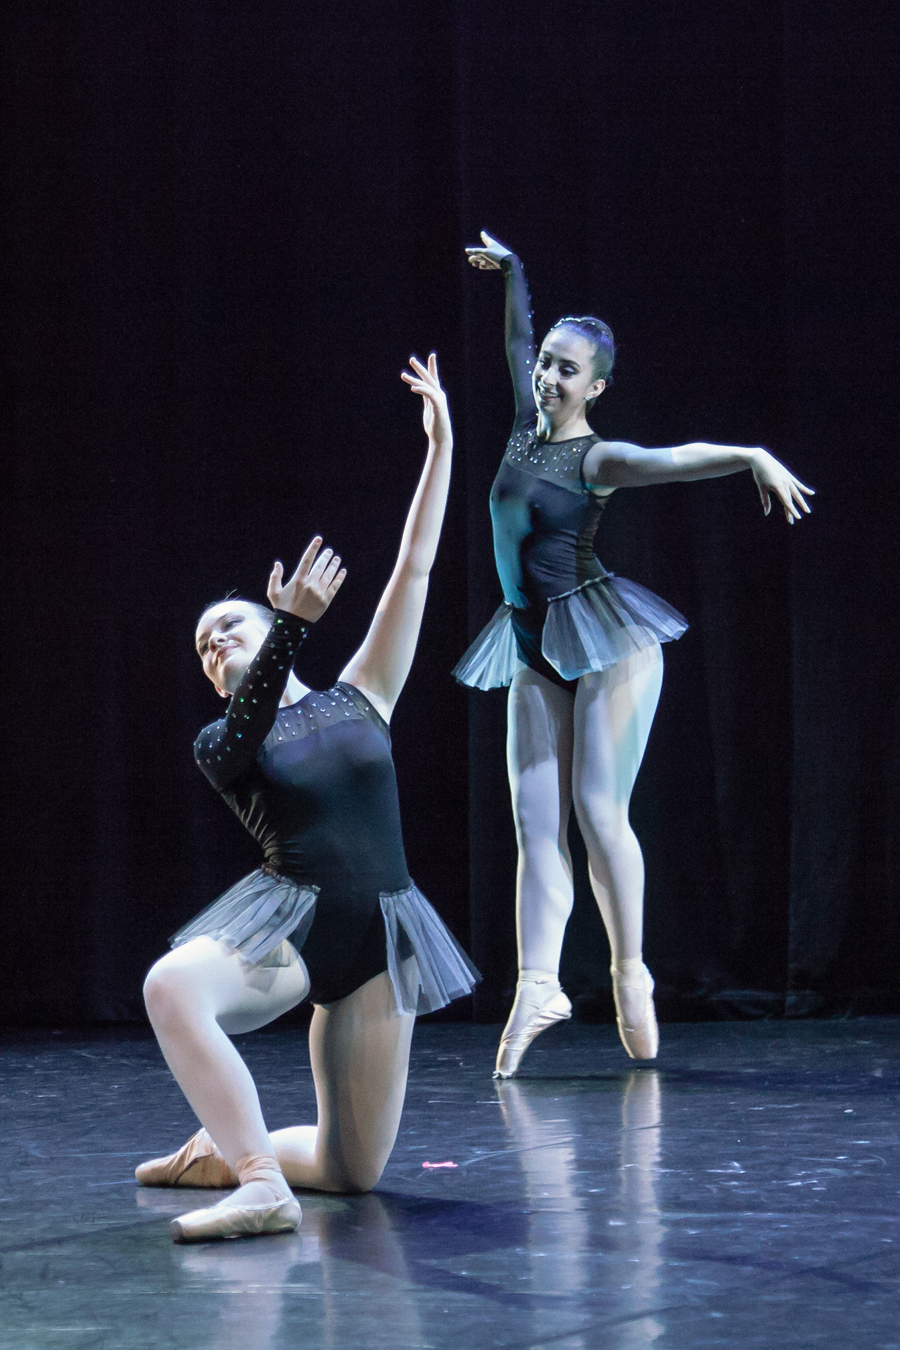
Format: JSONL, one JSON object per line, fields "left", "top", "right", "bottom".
{"left": 270, "top": 969, "right": 415, "bottom": 1193}
{"left": 143, "top": 936, "right": 308, "bottom": 1196}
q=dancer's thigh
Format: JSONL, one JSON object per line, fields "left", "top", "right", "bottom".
{"left": 572, "top": 643, "right": 664, "bottom": 806}
{"left": 308, "top": 968, "right": 415, "bottom": 1192}
{"left": 507, "top": 666, "right": 575, "bottom": 837}
{"left": 145, "top": 937, "right": 310, "bottom": 1037}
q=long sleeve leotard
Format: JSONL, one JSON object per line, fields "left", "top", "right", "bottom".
{"left": 173, "top": 610, "right": 478, "bottom": 1013}
{"left": 453, "top": 254, "right": 688, "bottom": 691}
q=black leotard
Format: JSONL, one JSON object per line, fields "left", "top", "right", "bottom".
{"left": 491, "top": 420, "right": 611, "bottom": 690}
{"left": 453, "top": 254, "right": 687, "bottom": 691}
{"left": 176, "top": 611, "right": 478, "bottom": 1010}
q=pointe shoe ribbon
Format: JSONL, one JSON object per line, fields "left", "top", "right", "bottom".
{"left": 493, "top": 981, "right": 572, "bottom": 1080}
{"left": 170, "top": 1193, "right": 301, "bottom": 1243}
{"left": 612, "top": 963, "right": 659, "bottom": 1061}
{"left": 135, "top": 1128, "right": 236, "bottom": 1189}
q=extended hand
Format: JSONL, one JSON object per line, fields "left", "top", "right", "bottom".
{"left": 267, "top": 537, "right": 347, "bottom": 621}
{"left": 750, "top": 450, "right": 815, "bottom": 523}
{"left": 400, "top": 353, "right": 451, "bottom": 445}
{"left": 465, "top": 229, "right": 512, "bottom": 271}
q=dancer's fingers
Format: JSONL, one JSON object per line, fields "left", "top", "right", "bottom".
{"left": 266, "top": 560, "right": 284, "bottom": 604}
{"left": 407, "top": 354, "right": 443, "bottom": 392}
{"left": 320, "top": 554, "right": 342, "bottom": 586}
{"left": 465, "top": 250, "right": 500, "bottom": 270}
{"left": 402, "top": 357, "right": 437, "bottom": 390}
{"left": 791, "top": 482, "right": 812, "bottom": 514}
{"left": 307, "top": 546, "right": 334, "bottom": 582}
{"left": 402, "top": 377, "right": 434, "bottom": 399}
{"left": 772, "top": 482, "right": 797, "bottom": 520}
{"left": 779, "top": 487, "right": 800, "bottom": 521}
{"left": 296, "top": 535, "right": 324, "bottom": 579}
{"left": 326, "top": 567, "right": 347, "bottom": 598}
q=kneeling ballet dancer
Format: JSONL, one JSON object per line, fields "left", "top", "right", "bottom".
{"left": 138, "top": 355, "right": 477, "bottom": 1241}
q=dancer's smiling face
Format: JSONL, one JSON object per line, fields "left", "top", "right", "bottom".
{"left": 195, "top": 601, "right": 273, "bottom": 698}
{"left": 533, "top": 328, "right": 606, "bottom": 422}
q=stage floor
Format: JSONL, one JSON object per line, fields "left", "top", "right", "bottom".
{"left": 1, "top": 1018, "right": 898, "bottom": 1349}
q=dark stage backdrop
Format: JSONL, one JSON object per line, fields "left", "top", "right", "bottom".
{"left": 1, "top": 2, "right": 897, "bottom": 1025}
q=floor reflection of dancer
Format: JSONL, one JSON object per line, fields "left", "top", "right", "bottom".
{"left": 172, "top": 1194, "right": 424, "bottom": 1350}
{"left": 137, "top": 356, "right": 478, "bottom": 1242}
{"left": 458, "top": 233, "right": 814, "bottom": 1077}
{"left": 496, "top": 1071, "right": 664, "bottom": 1347}
{"left": 495, "top": 1081, "right": 591, "bottom": 1342}
{"left": 615, "top": 1071, "right": 665, "bottom": 1348}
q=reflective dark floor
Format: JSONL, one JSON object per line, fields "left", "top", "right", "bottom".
{"left": 1, "top": 1018, "right": 899, "bottom": 1349}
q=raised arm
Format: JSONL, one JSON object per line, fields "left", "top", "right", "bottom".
{"left": 466, "top": 230, "right": 536, "bottom": 423}
{"left": 584, "top": 440, "right": 815, "bottom": 523}
{"left": 338, "top": 355, "right": 452, "bottom": 722}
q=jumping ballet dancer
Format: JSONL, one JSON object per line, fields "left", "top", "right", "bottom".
{"left": 456, "top": 232, "right": 813, "bottom": 1077}
{"left": 137, "top": 355, "right": 477, "bottom": 1241}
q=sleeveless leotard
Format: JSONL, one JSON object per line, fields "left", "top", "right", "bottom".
{"left": 454, "top": 254, "right": 688, "bottom": 691}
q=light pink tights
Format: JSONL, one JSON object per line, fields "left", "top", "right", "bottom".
{"left": 143, "top": 936, "right": 415, "bottom": 1200}
{"left": 504, "top": 643, "right": 663, "bottom": 1033}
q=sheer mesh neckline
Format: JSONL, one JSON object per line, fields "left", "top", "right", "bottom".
{"left": 540, "top": 431, "right": 598, "bottom": 445}
{"left": 270, "top": 682, "right": 388, "bottom": 746}
{"left": 504, "top": 424, "right": 602, "bottom": 494}
{"left": 281, "top": 681, "right": 370, "bottom": 713}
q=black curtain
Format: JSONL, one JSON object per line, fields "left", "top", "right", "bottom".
{"left": 1, "top": 1, "right": 897, "bottom": 1025}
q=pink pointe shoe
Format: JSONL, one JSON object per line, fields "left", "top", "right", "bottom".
{"left": 170, "top": 1151, "right": 301, "bottom": 1243}
{"left": 170, "top": 1191, "right": 301, "bottom": 1243}
{"left": 611, "top": 961, "right": 659, "bottom": 1060}
{"left": 135, "top": 1129, "right": 236, "bottom": 1189}
{"left": 493, "top": 973, "right": 572, "bottom": 1079}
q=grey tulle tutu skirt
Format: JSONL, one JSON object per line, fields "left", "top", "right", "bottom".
{"left": 170, "top": 869, "right": 479, "bottom": 1016}
{"left": 452, "top": 575, "right": 688, "bottom": 690}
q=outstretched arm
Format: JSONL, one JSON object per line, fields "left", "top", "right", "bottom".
{"left": 338, "top": 355, "right": 453, "bottom": 721}
{"left": 466, "top": 230, "right": 536, "bottom": 422}
{"left": 584, "top": 440, "right": 815, "bottom": 523}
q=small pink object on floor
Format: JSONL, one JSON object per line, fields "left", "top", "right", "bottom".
{"left": 422, "top": 1160, "right": 458, "bottom": 1169}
